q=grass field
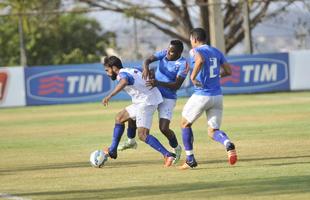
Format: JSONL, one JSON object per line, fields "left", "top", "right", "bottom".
{"left": 1, "top": 91, "right": 310, "bottom": 200}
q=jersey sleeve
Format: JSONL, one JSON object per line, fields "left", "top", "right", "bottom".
{"left": 153, "top": 49, "right": 167, "bottom": 60}
{"left": 177, "top": 60, "right": 190, "bottom": 78}
{"left": 117, "top": 72, "right": 134, "bottom": 85}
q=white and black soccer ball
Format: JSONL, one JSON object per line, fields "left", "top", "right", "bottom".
{"left": 90, "top": 150, "right": 107, "bottom": 168}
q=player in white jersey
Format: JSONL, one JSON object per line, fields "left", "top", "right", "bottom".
{"left": 118, "top": 40, "right": 189, "bottom": 164}
{"left": 101, "top": 56, "right": 176, "bottom": 167}
{"left": 180, "top": 28, "right": 237, "bottom": 170}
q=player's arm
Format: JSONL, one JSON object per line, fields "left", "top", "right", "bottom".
{"left": 146, "top": 76, "right": 185, "bottom": 90}
{"left": 191, "top": 51, "right": 204, "bottom": 87}
{"left": 142, "top": 55, "right": 158, "bottom": 80}
{"left": 102, "top": 78, "right": 128, "bottom": 106}
{"left": 220, "top": 63, "right": 232, "bottom": 77}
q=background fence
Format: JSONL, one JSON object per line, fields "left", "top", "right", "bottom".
{"left": 1, "top": 50, "right": 309, "bottom": 107}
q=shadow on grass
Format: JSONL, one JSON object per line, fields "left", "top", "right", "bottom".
{"left": 15, "top": 175, "right": 310, "bottom": 199}
{"left": 200, "top": 154, "right": 310, "bottom": 165}
{"left": 1, "top": 154, "right": 310, "bottom": 174}
{"left": 0, "top": 159, "right": 169, "bottom": 174}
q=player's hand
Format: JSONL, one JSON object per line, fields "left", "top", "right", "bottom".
{"left": 102, "top": 95, "right": 111, "bottom": 106}
{"left": 191, "top": 79, "right": 202, "bottom": 87}
{"left": 146, "top": 79, "right": 157, "bottom": 88}
{"left": 142, "top": 67, "right": 149, "bottom": 80}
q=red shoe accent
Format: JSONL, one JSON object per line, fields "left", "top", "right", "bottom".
{"left": 227, "top": 149, "right": 237, "bottom": 165}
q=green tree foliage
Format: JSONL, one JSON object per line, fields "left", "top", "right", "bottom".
{"left": 0, "top": 0, "right": 115, "bottom": 66}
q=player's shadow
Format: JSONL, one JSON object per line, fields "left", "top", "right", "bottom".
{"left": 2, "top": 154, "right": 310, "bottom": 174}
{"left": 199, "top": 154, "right": 310, "bottom": 165}
{"left": 0, "top": 159, "right": 169, "bottom": 174}
{"left": 0, "top": 162, "right": 89, "bottom": 174}
{"left": 14, "top": 175, "right": 310, "bottom": 199}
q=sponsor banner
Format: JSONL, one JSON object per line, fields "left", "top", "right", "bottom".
{"left": 0, "top": 67, "right": 26, "bottom": 107}
{"left": 25, "top": 63, "right": 114, "bottom": 105}
{"left": 222, "top": 53, "right": 290, "bottom": 94}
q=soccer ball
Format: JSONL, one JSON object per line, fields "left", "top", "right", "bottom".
{"left": 89, "top": 150, "right": 107, "bottom": 168}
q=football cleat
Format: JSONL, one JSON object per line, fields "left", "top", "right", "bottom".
{"left": 164, "top": 153, "right": 176, "bottom": 167}
{"left": 117, "top": 140, "right": 138, "bottom": 151}
{"left": 103, "top": 147, "right": 118, "bottom": 159}
{"left": 226, "top": 142, "right": 237, "bottom": 165}
{"left": 172, "top": 145, "right": 182, "bottom": 164}
{"left": 179, "top": 158, "right": 198, "bottom": 170}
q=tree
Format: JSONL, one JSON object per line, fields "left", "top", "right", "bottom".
{"left": 79, "top": 0, "right": 301, "bottom": 52}
{"left": 0, "top": 0, "right": 115, "bottom": 66}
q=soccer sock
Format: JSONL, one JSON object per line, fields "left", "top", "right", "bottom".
{"left": 168, "top": 134, "right": 178, "bottom": 149}
{"left": 213, "top": 130, "right": 231, "bottom": 147}
{"left": 109, "top": 123, "right": 125, "bottom": 153}
{"left": 127, "top": 127, "right": 137, "bottom": 144}
{"left": 127, "top": 127, "right": 136, "bottom": 139}
{"left": 182, "top": 127, "right": 195, "bottom": 162}
{"left": 145, "top": 134, "right": 170, "bottom": 157}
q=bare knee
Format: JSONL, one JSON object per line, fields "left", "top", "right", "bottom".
{"left": 115, "top": 115, "right": 123, "bottom": 124}
{"left": 208, "top": 127, "right": 216, "bottom": 138}
{"left": 159, "top": 124, "right": 169, "bottom": 134}
{"left": 115, "top": 110, "right": 129, "bottom": 124}
{"left": 138, "top": 128, "right": 149, "bottom": 142}
{"left": 181, "top": 117, "right": 192, "bottom": 128}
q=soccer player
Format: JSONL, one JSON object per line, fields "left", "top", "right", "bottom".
{"left": 180, "top": 28, "right": 237, "bottom": 169}
{"left": 101, "top": 56, "right": 176, "bottom": 167}
{"left": 118, "top": 40, "right": 189, "bottom": 164}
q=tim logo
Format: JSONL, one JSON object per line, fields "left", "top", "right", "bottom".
{"left": 27, "top": 69, "right": 111, "bottom": 102}
{"left": 0, "top": 72, "right": 8, "bottom": 103}
{"left": 221, "top": 57, "right": 289, "bottom": 92}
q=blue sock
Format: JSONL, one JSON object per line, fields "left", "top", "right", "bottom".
{"left": 213, "top": 130, "right": 230, "bottom": 147}
{"left": 168, "top": 134, "right": 178, "bottom": 148}
{"left": 127, "top": 127, "right": 136, "bottom": 139}
{"left": 145, "top": 135, "right": 170, "bottom": 157}
{"left": 182, "top": 128, "right": 195, "bottom": 161}
{"left": 109, "top": 124, "right": 125, "bottom": 153}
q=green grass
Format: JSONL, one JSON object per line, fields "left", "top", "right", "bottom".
{"left": 1, "top": 92, "right": 310, "bottom": 200}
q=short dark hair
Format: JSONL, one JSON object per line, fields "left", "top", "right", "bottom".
{"left": 103, "top": 56, "right": 123, "bottom": 69}
{"left": 170, "top": 40, "right": 184, "bottom": 53}
{"left": 190, "top": 28, "right": 207, "bottom": 42}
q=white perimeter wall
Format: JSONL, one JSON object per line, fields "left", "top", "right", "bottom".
{"left": 0, "top": 67, "right": 26, "bottom": 107}
{"left": 289, "top": 50, "right": 310, "bottom": 90}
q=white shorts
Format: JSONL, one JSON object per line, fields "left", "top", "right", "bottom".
{"left": 125, "top": 103, "right": 157, "bottom": 129}
{"left": 182, "top": 94, "right": 223, "bottom": 129}
{"left": 158, "top": 98, "right": 176, "bottom": 120}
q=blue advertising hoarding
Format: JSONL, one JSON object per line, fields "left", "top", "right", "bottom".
{"left": 25, "top": 63, "right": 117, "bottom": 105}
{"left": 222, "top": 53, "right": 290, "bottom": 94}
{"left": 24, "top": 52, "right": 290, "bottom": 106}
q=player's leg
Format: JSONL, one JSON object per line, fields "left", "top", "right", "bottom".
{"left": 118, "top": 118, "right": 137, "bottom": 151}
{"left": 104, "top": 108, "right": 130, "bottom": 159}
{"left": 158, "top": 99, "right": 182, "bottom": 164}
{"left": 118, "top": 105, "right": 138, "bottom": 151}
{"left": 180, "top": 94, "right": 209, "bottom": 169}
{"left": 206, "top": 95, "right": 237, "bottom": 165}
{"left": 137, "top": 104, "right": 176, "bottom": 167}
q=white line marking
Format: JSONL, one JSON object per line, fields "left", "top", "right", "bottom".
{"left": 0, "top": 193, "right": 31, "bottom": 200}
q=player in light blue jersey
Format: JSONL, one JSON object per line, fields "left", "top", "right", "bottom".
{"left": 180, "top": 28, "right": 237, "bottom": 169}
{"left": 118, "top": 40, "right": 189, "bottom": 164}
{"left": 100, "top": 56, "right": 176, "bottom": 167}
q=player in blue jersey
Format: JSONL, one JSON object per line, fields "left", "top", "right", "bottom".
{"left": 101, "top": 56, "right": 176, "bottom": 167}
{"left": 180, "top": 28, "right": 237, "bottom": 169}
{"left": 118, "top": 40, "right": 189, "bottom": 164}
